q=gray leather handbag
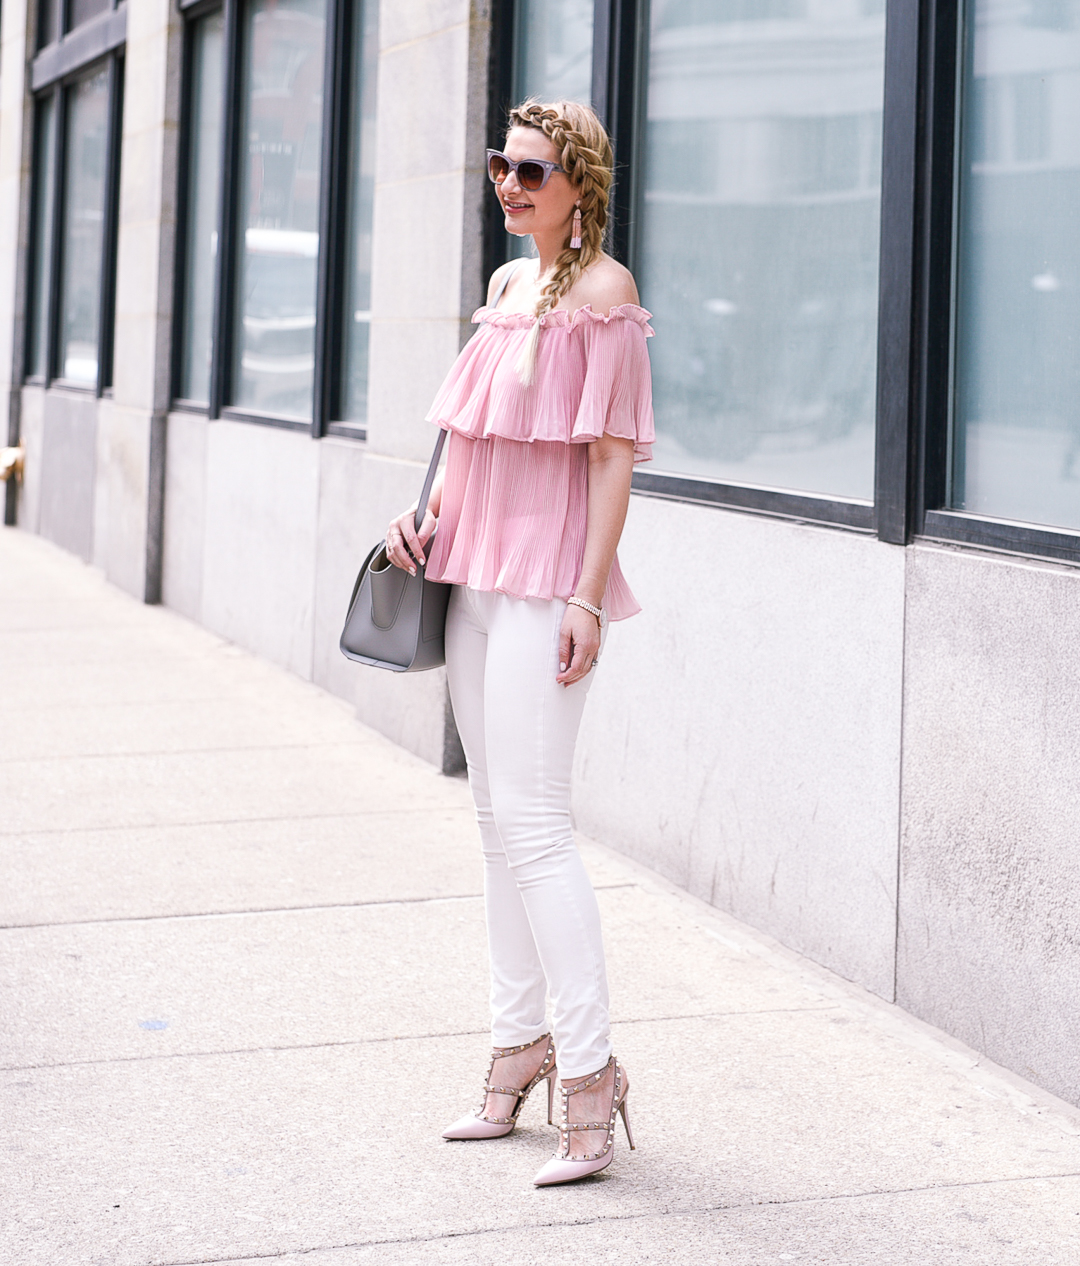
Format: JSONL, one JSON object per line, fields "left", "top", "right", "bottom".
{"left": 339, "top": 430, "right": 449, "bottom": 672}
{"left": 340, "top": 264, "right": 519, "bottom": 672}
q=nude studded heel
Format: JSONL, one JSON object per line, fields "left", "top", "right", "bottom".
{"left": 442, "top": 1034, "right": 557, "bottom": 1141}
{"left": 532, "top": 1056, "right": 634, "bottom": 1186}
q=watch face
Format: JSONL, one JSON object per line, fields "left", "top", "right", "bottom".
{"left": 599, "top": 608, "right": 609, "bottom": 628}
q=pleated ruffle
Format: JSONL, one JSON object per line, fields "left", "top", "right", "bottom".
{"left": 425, "top": 304, "right": 655, "bottom": 463}
{"left": 425, "top": 434, "right": 642, "bottom": 621}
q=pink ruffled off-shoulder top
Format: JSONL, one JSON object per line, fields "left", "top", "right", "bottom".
{"left": 424, "top": 301, "right": 655, "bottom": 620}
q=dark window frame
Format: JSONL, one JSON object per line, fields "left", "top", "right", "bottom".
{"left": 172, "top": 0, "right": 377, "bottom": 438}
{"left": 313, "top": 0, "right": 354, "bottom": 439}
{"left": 96, "top": 52, "right": 124, "bottom": 393}
{"left": 32, "top": 2, "right": 126, "bottom": 90}
{"left": 911, "top": 0, "right": 1080, "bottom": 567}
{"left": 169, "top": 0, "right": 230, "bottom": 413}
{"left": 483, "top": 0, "right": 516, "bottom": 288}
{"left": 24, "top": 91, "right": 63, "bottom": 386}
{"left": 169, "top": 0, "right": 220, "bottom": 410}
{"left": 25, "top": 10, "right": 126, "bottom": 398}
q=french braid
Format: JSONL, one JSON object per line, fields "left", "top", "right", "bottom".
{"left": 506, "top": 99, "right": 614, "bottom": 384}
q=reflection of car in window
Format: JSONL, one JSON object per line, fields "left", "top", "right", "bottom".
{"left": 239, "top": 227, "right": 318, "bottom": 415}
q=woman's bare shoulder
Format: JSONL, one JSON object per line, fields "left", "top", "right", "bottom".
{"left": 572, "top": 256, "right": 640, "bottom": 315}
{"left": 485, "top": 260, "right": 520, "bottom": 305}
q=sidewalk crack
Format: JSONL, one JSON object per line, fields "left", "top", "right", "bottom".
{"left": 130, "top": 1170, "right": 1080, "bottom": 1266}
{"left": 0, "top": 885, "right": 635, "bottom": 930}
{"left": 0, "top": 1007, "right": 836, "bottom": 1073}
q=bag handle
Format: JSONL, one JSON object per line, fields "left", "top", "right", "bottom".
{"left": 413, "top": 429, "right": 447, "bottom": 534}
{"left": 412, "top": 260, "right": 524, "bottom": 534}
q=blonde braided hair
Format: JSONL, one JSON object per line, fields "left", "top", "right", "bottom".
{"left": 505, "top": 99, "right": 613, "bottom": 385}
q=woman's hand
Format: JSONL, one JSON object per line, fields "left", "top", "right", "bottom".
{"left": 557, "top": 604, "right": 601, "bottom": 687}
{"left": 385, "top": 507, "right": 436, "bottom": 576}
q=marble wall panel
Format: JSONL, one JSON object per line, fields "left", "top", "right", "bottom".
{"left": 574, "top": 495, "right": 907, "bottom": 998}
{"left": 897, "top": 545, "right": 1080, "bottom": 1105}
{"left": 313, "top": 441, "right": 460, "bottom": 771}
{"left": 38, "top": 391, "right": 98, "bottom": 563}
{"left": 161, "top": 410, "right": 208, "bottom": 622}
{"left": 201, "top": 421, "right": 320, "bottom": 679}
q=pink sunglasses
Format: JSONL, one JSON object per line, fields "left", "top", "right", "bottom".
{"left": 486, "top": 149, "right": 566, "bottom": 192}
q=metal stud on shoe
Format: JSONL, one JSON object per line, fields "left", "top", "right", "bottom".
{"left": 532, "top": 1057, "right": 635, "bottom": 1185}
{"left": 442, "top": 1034, "right": 558, "bottom": 1141}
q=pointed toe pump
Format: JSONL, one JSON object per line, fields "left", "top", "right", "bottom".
{"left": 533, "top": 1057, "right": 634, "bottom": 1186}
{"left": 442, "top": 1034, "right": 557, "bottom": 1141}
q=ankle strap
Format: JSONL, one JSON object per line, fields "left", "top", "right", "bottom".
{"left": 491, "top": 1034, "right": 551, "bottom": 1059}
{"left": 561, "top": 1056, "right": 614, "bottom": 1097}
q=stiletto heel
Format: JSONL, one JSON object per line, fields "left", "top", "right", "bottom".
{"left": 618, "top": 1096, "right": 635, "bottom": 1149}
{"left": 533, "top": 1057, "right": 634, "bottom": 1185}
{"left": 442, "top": 1034, "right": 557, "bottom": 1141}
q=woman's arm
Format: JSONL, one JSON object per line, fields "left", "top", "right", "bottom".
{"left": 556, "top": 262, "right": 642, "bottom": 685}
{"left": 386, "top": 468, "right": 444, "bottom": 575}
{"left": 557, "top": 433, "right": 635, "bottom": 686}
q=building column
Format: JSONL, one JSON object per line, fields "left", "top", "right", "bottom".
{"left": 366, "top": 0, "right": 491, "bottom": 462}
{"left": 341, "top": 0, "right": 490, "bottom": 770}
{"left": 99, "top": 0, "right": 182, "bottom": 600}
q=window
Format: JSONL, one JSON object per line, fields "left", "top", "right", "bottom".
{"left": 513, "top": 0, "right": 595, "bottom": 104}
{"left": 949, "top": 0, "right": 1080, "bottom": 531}
{"left": 174, "top": 0, "right": 380, "bottom": 433}
{"left": 68, "top": 0, "right": 114, "bottom": 28}
{"left": 635, "top": 0, "right": 886, "bottom": 501}
{"left": 26, "top": 95, "right": 58, "bottom": 381}
{"left": 58, "top": 67, "right": 111, "bottom": 385}
{"left": 25, "top": 6, "right": 125, "bottom": 394}
{"left": 177, "top": 9, "right": 225, "bottom": 405}
{"left": 501, "top": 0, "right": 595, "bottom": 265}
{"left": 232, "top": 0, "right": 327, "bottom": 420}
{"left": 38, "top": 0, "right": 58, "bottom": 50}
{"left": 38, "top": 0, "right": 119, "bottom": 47}
{"left": 495, "top": 0, "right": 1080, "bottom": 561}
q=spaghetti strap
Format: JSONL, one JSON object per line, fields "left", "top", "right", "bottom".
{"left": 489, "top": 257, "right": 528, "bottom": 311}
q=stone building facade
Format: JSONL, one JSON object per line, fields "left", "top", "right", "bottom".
{"left": 2, "top": 0, "right": 1079, "bottom": 1106}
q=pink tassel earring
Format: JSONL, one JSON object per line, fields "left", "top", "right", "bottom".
{"left": 570, "top": 203, "right": 582, "bottom": 250}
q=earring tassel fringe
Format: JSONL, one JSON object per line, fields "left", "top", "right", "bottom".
{"left": 570, "top": 207, "right": 582, "bottom": 250}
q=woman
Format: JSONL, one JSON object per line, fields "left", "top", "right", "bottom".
{"left": 385, "top": 100, "right": 653, "bottom": 1186}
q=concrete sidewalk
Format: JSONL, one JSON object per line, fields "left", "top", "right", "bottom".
{"left": 3, "top": 525, "right": 1080, "bottom": 1266}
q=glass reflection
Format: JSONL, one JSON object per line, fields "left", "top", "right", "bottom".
{"left": 508, "top": 0, "right": 594, "bottom": 264}
{"left": 68, "top": 0, "right": 112, "bottom": 30}
{"left": 233, "top": 0, "right": 325, "bottom": 419}
{"left": 58, "top": 68, "right": 110, "bottom": 386}
{"left": 637, "top": 0, "right": 885, "bottom": 500}
{"left": 39, "top": 0, "right": 58, "bottom": 48}
{"left": 513, "top": 0, "right": 595, "bottom": 104}
{"left": 342, "top": 0, "right": 379, "bottom": 425}
{"left": 179, "top": 11, "right": 225, "bottom": 403}
{"left": 27, "top": 95, "right": 57, "bottom": 381}
{"left": 951, "top": 0, "right": 1080, "bottom": 529}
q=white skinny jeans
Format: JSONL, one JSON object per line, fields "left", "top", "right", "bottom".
{"left": 444, "top": 585, "right": 612, "bottom": 1080}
